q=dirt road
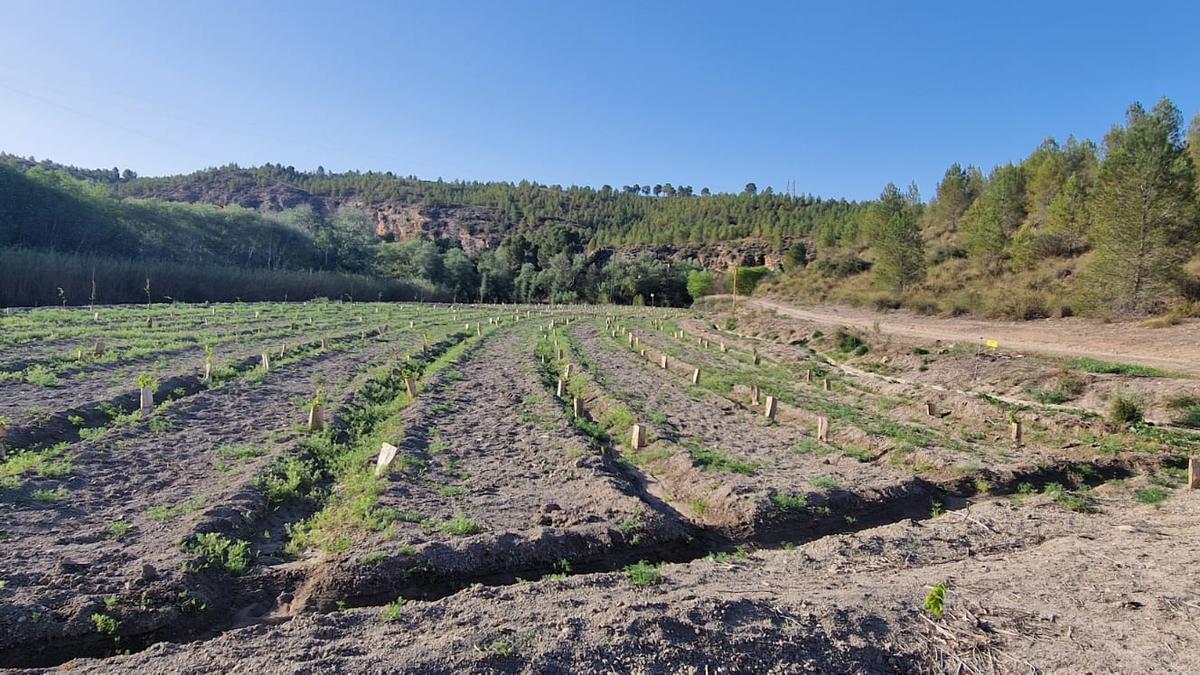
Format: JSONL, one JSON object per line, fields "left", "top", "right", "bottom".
{"left": 741, "top": 298, "right": 1200, "bottom": 377}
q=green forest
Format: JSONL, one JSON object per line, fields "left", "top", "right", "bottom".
{"left": 772, "top": 98, "right": 1200, "bottom": 319}
{"left": 2, "top": 97, "right": 1198, "bottom": 316}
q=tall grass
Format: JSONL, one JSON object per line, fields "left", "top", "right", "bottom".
{"left": 0, "top": 247, "right": 444, "bottom": 307}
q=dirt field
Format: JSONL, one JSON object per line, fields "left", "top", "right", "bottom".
{"left": 745, "top": 297, "right": 1200, "bottom": 377}
{"left": 1, "top": 300, "right": 1197, "bottom": 672}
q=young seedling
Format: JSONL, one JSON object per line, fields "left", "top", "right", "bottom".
{"left": 136, "top": 374, "right": 157, "bottom": 417}
{"left": 202, "top": 344, "right": 214, "bottom": 382}
{"left": 307, "top": 387, "right": 326, "bottom": 432}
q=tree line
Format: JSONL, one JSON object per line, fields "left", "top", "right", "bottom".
{"left": 798, "top": 97, "right": 1200, "bottom": 317}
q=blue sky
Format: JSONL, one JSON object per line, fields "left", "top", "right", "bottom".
{"left": 1, "top": 0, "right": 1197, "bottom": 200}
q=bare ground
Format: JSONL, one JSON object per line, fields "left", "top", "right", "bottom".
{"left": 744, "top": 297, "right": 1200, "bottom": 377}
{"left": 43, "top": 485, "right": 1200, "bottom": 674}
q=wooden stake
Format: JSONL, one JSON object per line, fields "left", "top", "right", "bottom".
{"left": 1188, "top": 457, "right": 1199, "bottom": 490}
{"left": 139, "top": 387, "right": 154, "bottom": 417}
{"left": 572, "top": 397, "right": 583, "bottom": 419}
{"left": 556, "top": 379, "right": 566, "bottom": 398}
{"left": 817, "top": 416, "right": 830, "bottom": 442}
{"left": 925, "top": 401, "right": 935, "bottom": 417}
{"left": 564, "top": 364, "right": 573, "bottom": 379}
{"left": 822, "top": 378, "right": 830, "bottom": 391}
{"left": 0, "top": 422, "right": 7, "bottom": 461}
{"left": 805, "top": 369, "right": 812, "bottom": 383}
{"left": 764, "top": 396, "right": 777, "bottom": 419}
{"left": 404, "top": 377, "right": 417, "bottom": 398}
{"left": 1010, "top": 420, "right": 1022, "bottom": 445}
{"left": 307, "top": 405, "right": 325, "bottom": 432}
{"left": 751, "top": 385, "right": 760, "bottom": 406}
{"left": 203, "top": 363, "right": 212, "bottom": 382}
{"left": 660, "top": 355, "right": 668, "bottom": 369}
{"left": 631, "top": 424, "right": 645, "bottom": 449}
{"left": 720, "top": 342, "right": 727, "bottom": 353}
{"left": 691, "top": 368, "right": 700, "bottom": 385}
{"left": 261, "top": 353, "right": 270, "bottom": 371}
{"left": 376, "top": 443, "right": 399, "bottom": 476}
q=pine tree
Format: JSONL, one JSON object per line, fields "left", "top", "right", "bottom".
{"left": 869, "top": 183, "right": 925, "bottom": 292}
{"left": 1083, "top": 99, "right": 1198, "bottom": 314}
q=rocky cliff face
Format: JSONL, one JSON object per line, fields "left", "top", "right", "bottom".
{"left": 361, "top": 203, "right": 504, "bottom": 254}
{"left": 131, "top": 170, "right": 791, "bottom": 267}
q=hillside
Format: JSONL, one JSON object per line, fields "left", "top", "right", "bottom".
{"left": 2, "top": 96, "right": 1199, "bottom": 315}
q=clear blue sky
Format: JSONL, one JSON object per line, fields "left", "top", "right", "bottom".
{"left": 1, "top": 0, "right": 1197, "bottom": 201}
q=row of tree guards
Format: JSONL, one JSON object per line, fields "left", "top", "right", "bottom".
{"left": 603, "top": 317, "right": 1064, "bottom": 459}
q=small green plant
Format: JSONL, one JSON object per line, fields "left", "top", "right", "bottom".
{"left": 1044, "top": 483, "right": 1096, "bottom": 513}
{"left": 810, "top": 476, "right": 841, "bottom": 490}
{"left": 1134, "top": 485, "right": 1170, "bottom": 506}
{"left": 361, "top": 550, "right": 388, "bottom": 565}
{"left": 257, "top": 457, "right": 318, "bottom": 506}
{"left": 23, "top": 366, "right": 61, "bottom": 387}
{"left": 771, "top": 492, "right": 808, "bottom": 511}
{"left": 308, "top": 386, "right": 326, "bottom": 411}
{"left": 624, "top": 560, "right": 663, "bottom": 587}
{"left": 380, "top": 597, "right": 407, "bottom": 621}
{"left": 439, "top": 513, "right": 483, "bottom": 536}
{"left": 1108, "top": 394, "right": 1144, "bottom": 426}
{"left": 480, "top": 638, "right": 515, "bottom": 656}
{"left": 90, "top": 613, "right": 120, "bottom": 635}
{"left": 184, "top": 532, "right": 252, "bottom": 576}
{"left": 1070, "top": 358, "right": 1167, "bottom": 378}
{"left": 923, "top": 582, "right": 948, "bottom": 618}
{"left": 688, "top": 445, "right": 757, "bottom": 475}
{"left": 31, "top": 486, "right": 68, "bottom": 502}
{"left": 136, "top": 373, "right": 158, "bottom": 390}
{"left": 106, "top": 520, "right": 131, "bottom": 539}
{"left": 1166, "top": 395, "right": 1200, "bottom": 428}
{"left": 147, "top": 496, "right": 206, "bottom": 521}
